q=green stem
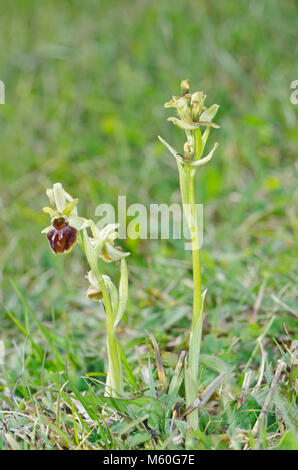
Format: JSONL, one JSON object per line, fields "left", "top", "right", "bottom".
{"left": 180, "top": 128, "right": 203, "bottom": 429}
{"left": 188, "top": 170, "right": 202, "bottom": 374}
{"left": 99, "top": 279, "right": 123, "bottom": 397}
{"left": 81, "top": 229, "right": 123, "bottom": 397}
{"left": 186, "top": 170, "right": 203, "bottom": 429}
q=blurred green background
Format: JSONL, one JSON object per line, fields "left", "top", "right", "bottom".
{"left": 0, "top": 0, "right": 297, "bottom": 384}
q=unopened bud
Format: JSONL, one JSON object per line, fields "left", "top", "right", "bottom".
{"left": 180, "top": 79, "right": 190, "bottom": 95}
{"left": 184, "top": 135, "right": 194, "bottom": 157}
{"left": 86, "top": 284, "right": 103, "bottom": 302}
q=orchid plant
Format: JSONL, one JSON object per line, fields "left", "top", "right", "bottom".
{"left": 158, "top": 80, "right": 220, "bottom": 429}
{"left": 42, "top": 183, "right": 129, "bottom": 397}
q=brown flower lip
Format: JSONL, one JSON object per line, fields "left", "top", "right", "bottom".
{"left": 47, "top": 217, "right": 77, "bottom": 254}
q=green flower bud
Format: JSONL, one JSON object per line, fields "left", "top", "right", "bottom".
{"left": 184, "top": 134, "right": 195, "bottom": 157}
{"left": 180, "top": 79, "right": 190, "bottom": 95}
{"left": 85, "top": 271, "right": 112, "bottom": 302}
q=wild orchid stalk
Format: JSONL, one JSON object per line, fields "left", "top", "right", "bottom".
{"left": 158, "top": 80, "right": 220, "bottom": 429}
{"left": 42, "top": 183, "right": 129, "bottom": 397}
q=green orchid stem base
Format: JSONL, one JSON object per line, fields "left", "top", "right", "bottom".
{"left": 81, "top": 230, "right": 127, "bottom": 399}
{"left": 101, "top": 279, "right": 123, "bottom": 397}
{"left": 183, "top": 169, "right": 203, "bottom": 430}
{"left": 174, "top": 126, "right": 209, "bottom": 431}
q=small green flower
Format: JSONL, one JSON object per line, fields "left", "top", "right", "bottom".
{"left": 190, "top": 91, "right": 206, "bottom": 121}
{"left": 88, "top": 219, "right": 130, "bottom": 263}
{"left": 165, "top": 94, "right": 193, "bottom": 124}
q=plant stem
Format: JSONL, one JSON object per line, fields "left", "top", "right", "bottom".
{"left": 188, "top": 169, "right": 202, "bottom": 376}
{"left": 181, "top": 129, "right": 204, "bottom": 429}
{"left": 99, "top": 279, "right": 123, "bottom": 397}
{"left": 81, "top": 232, "right": 123, "bottom": 397}
{"left": 186, "top": 169, "right": 203, "bottom": 428}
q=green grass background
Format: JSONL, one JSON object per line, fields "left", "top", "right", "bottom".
{"left": 0, "top": 0, "right": 297, "bottom": 449}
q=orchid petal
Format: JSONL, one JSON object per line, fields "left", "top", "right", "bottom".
{"left": 167, "top": 117, "right": 200, "bottom": 130}
{"left": 158, "top": 136, "right": 185, "bottom": 164}
{"left": 105, "top": 242, "right": 130, "bottom": 261}
{"left": 53, "top": 183, "right": 66, "bottom": 213}
{"left": 68, "top": 215, "right": 88, "bottom": 231}
{"left": 189, "top": 142, "right": 218, "bottom": 167}
{"left": 200, "top": 104, "right": 219, "bottom": 122}
{"left": 41, "top": 225, "right": 53, "bottom": 234}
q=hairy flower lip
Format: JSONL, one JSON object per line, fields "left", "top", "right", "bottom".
{"left": 46, "top": 217, "right": 77, "bottom": 254}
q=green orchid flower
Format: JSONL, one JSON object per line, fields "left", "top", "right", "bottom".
{"left": 87, "top": 219, "right": 130, "bottom": 263}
